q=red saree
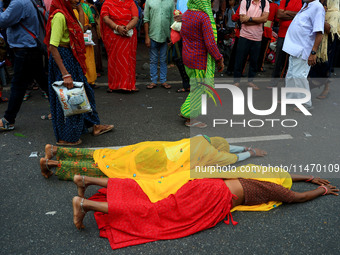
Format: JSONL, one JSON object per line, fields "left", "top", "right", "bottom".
{"left": 89, "top": 178, "right": 234, "bottom": 250}
{"left": 100, "top": 0, "right": 138, "bottom": 91}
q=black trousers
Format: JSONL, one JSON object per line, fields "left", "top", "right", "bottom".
{"left": 4, "top": 47, "right": 48, "bottom": 124}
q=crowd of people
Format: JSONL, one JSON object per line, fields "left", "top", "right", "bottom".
{"left": 0, "top": 0, "right": 339, "bottom": 250}
{"left": 0, "top": 0, "right": 339, "bottom": 132}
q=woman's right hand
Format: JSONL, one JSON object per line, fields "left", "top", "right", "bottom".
{"left": 63, "top": 76, "right": 74, "bottom": 89}
{"left": 117, "top": 25, "right": 128, "bottom": 36}
{"left": 322, "top": 184, "right": 339, "bottom": 196}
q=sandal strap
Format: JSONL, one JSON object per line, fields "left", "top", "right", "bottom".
{"left": 82, "top": 176, "right": 85, "bottom": 188}
{"left": 1, "top": 117, "right": 14, "bottom": 130}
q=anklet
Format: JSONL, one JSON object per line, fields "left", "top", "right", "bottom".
{"left": 45, "top": 159, "right": 50, "bottom": 171}
{"left": 80, "top": 198, "right": 85, "bottom": 213}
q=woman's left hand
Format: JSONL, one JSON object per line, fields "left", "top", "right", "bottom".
{"left": 311, "top": 177, "right": 330, "bottom": 186}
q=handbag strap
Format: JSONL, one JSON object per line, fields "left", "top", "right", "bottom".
{"left": 19, "top": 23, "right": 37, "bottom": 40}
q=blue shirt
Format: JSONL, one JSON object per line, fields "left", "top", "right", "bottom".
{"left": 0, "top": 0, "right": 39, "bottom": 48}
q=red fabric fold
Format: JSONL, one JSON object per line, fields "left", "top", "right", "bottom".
{"left": 89, "top": 178, "right": 233, "bottom": 250}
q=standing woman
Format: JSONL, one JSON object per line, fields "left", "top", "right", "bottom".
{"left": 44, "top": 0, "right": 113, "bottom": 146}
{"left": 179, "top": 0, "right": 224, "bottom": 128}
{"left": 101, "top": 0, "right": 139, "bottom": 92}
{"left": 74, "top": 0, "right": 97, "bottom": 89}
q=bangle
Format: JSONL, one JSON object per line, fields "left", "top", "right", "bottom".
{"left": 306, "top": 176, "right": 314, "bottom": 182}
{"left": 62, "top": 74, "right": 71, "bottom": 79}
{"left": 317, "top": 186, "right": 328, "bottom": 195}
{"left": 115, "top": 24, "right": 119, "bottom": 31}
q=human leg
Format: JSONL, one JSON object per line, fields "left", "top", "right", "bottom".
{"left": 40, "top": 158, "right": 59, "bottom": 178}
{"left": 248, "top": 40, "right": 261, "bottom": 88}
{"left": 159, "top": 41, "right": 168, "bottom": 84}
{"left": 73, "top": 175, "right": 109, "bottom": 197}
{"left": 257, "top": 36, "right": 270, "bottom": 72}
{"left": 31, "top": 50, "right": 49, "bottom": 98}
{"left": 233, "top": 37, "right": 250, "bottom": 84}
{"left": 269, "top": 37, "right": 286, "bottom": 87}
{"left": 72, "top": 196, "right": 108, "bottom": 229}
{"left": 285, "top": 56, "right": 312, "bottom": 108}
{"left": 226, "top": 37, "right": 238, "bottom": 74}
{"left": 149, "top": 39, "right": 159, "bottom": 84}
{"left": 2, "top": 49, "right": 32, "bottom": 125}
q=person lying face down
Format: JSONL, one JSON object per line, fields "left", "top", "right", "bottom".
{"left": 69, "top": 173, "right": 338, "bottom": 250}
{"left": 40, "top": 135, "right": 267, "bottom": 203}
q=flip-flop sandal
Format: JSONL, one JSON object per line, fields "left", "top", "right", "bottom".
{"left": 23, "top": 93, "right": 31, "bottom": 101}
{"left": 0, "top": 97, "right": 8, "bottom": 103}
{"left": 146, "top": 83, "right": 157, "bottom": 89}
{"left": 56, "top": 139, "right": 82, "bottom": 146}
{"left": 316, "top": 92, "right": 329, "bottom": 99}
{"left": 248, "top": 83, "right": 260, "bottom": 90}
{"left": 41, "top": 91, "right": 48, "bottom": 99}
{"left": 107, "top": 88, "right": 114, "bottom": 93}
{"left": 41, "top": 114, "right": 52, "bottom": 120}
{"left": 93, "top": 124, "right": 114, "bottom": 136}
{"left": 161, "top": 83, "right": 171, "bottom": 89}
{"left": 185, "top": 120, "right": 207, "bottom": 128}
{"left": 176, "top": 88, "right": 190, "bottom": 93}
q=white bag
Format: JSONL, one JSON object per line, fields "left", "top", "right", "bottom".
{"left": 52, "top": 81, "right": 92, "bottom": 117}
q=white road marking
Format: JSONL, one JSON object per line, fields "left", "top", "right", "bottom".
{"left": 91, "top": 134, "right": 293, "bottom": 150}
{"left": 226, "top": 134, "right": 293, "bottom": 143}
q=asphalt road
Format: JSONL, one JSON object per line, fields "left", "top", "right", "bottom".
{"left": 1, "top": 60, "right": 340, "bottom": 254}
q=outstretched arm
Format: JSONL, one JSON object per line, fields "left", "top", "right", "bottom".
{"left": 292, "top": 184, "right": 339, "bottom": 203}
{"left": 290, "top": 174, "right": 330, "bottom": 185}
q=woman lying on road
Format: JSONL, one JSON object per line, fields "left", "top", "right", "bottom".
{"left": 40, "top": 135, "right": 267, "bottom": 202}
{"left": 70, "top": 173, "right": 338, "bottom": 250}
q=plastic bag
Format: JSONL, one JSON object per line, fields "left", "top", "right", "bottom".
{"left": 170, "top": 10, "right": 182, "bottom": 44}
{"left": 52, "top": 81, "right": 92, "bottom": 117}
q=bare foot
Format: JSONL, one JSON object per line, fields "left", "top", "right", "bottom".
{"left": 73, "top": 175, "right": 87, "bottom": 198}
{"left": 40, "top": 158, "right": 53, "bottom": 178}
{"left": 44, "top": 144, "right": 57, "bottom": 160}
{"left": 72, "top": 196, "right": 86, "bottom": 229}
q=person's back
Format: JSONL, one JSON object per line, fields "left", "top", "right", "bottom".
{"left": 0, "top": 0, "right": 49, "bottom": 131}
{"left": 1, "top": 0, "right": 39, "bottom": 48}
{"left": 181, "top": 10, "right": 221, "bottom": 70}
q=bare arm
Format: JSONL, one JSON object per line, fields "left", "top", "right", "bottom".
{"left": 103, "top": 16, "right": 127, "bottom": 36}
{"left": 292, "top": 184, "right": 339, "bottom": 203}
{"left": 126, "top": 16, "right": 139, "bottom": 30}
{"left": 49, "top": 45, "right": 73, "bottom": 89}
{"left": 308, "top": 31, "right": 323, "bottom": 66}
{"left": 144, "top": 22, "right": 150, "bottom": 48}
{"left": 240, "top": 12, "right": 269, "bottom": 25}
{"left": 276, "top": 9, "right": 298, "bottom": 21}
{"left": 290, "top": 174, "right": 330, "bottom": 185}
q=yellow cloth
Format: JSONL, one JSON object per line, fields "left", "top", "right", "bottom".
{"left": 50, "top": 13, "right": 70, "bottom": 47}
{"left": 229, "top": 164, "right": 293, "bottom": 212}
{"left": 74, "top": 9, "right": 97, "bottom": 84}
{"left": 317, "top": 0, "right": 340, "bottom": 62}
{"left": 93, "top": 136, "right": 238, "bottom": 203}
